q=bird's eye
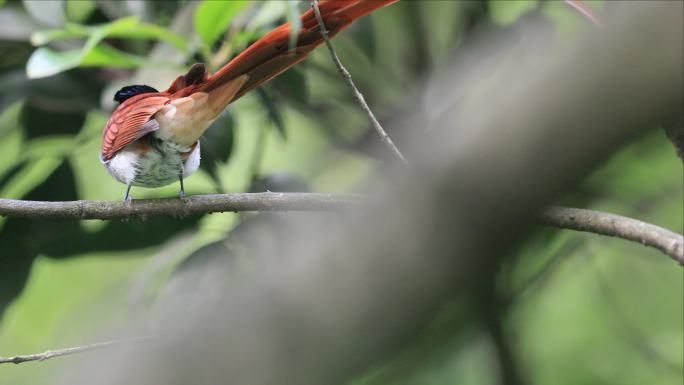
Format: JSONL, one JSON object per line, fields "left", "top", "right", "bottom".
{"left": 113, "top": 85, "right": 159, "bottom": 103}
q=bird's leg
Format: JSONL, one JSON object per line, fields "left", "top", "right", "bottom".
{"left": 123, "top": 183, "right": 133, "bottom": 204}
{"left": 178, "top": 172, "right": 186, "bottom": 199}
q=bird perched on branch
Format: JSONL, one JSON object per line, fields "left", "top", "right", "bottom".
{"left": 100, "top": 0, "right": 399, "bottom": 201}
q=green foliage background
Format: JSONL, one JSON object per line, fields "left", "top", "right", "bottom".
{"left": 0, "top": 1, "right": 681, "bottom": 384}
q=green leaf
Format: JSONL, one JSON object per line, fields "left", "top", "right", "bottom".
{"left": 0, "top": 156, "right": 62, "bottom": 199}
{"left": 230, "top": 29, "right": 265, "bottom": 48}
{"left": 0, "top": 99, "right": 22, "bottom": 136}
{"left": 27, "top": 16, "right": 186, "bottom": 78}
{"left": 26, "top": 45, "right": 147, "bottom": 78}
{"left": 66, "top": 0, "right": 96, "bottom": 22}
{"left": 30, "top": 25, "right": 88, "bottom": 46}
{"left": 22, "top": 136, "right": 77, "bottom": 160}
{"left": 31, "top": 17, "right": 188, "bottom": 50}
{"left": 80, "top": 44, "right": 147, "bottom": 68}
{"left": 98, "top": 17, "right": 188, "bottom": 50}
{"left": 194, "top": 0, "right": 250, "bottom": 47}
{"left": 26, "top": 47, "right": 82, "bottom": 78}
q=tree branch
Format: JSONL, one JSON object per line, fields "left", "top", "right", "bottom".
{"left": 0, "top": 193, "right": 360, "bottom": 220}
{"left": 0, "top": 337, "right": 149, "bottom": 365}
{"left": 0, "top": 192, "right": 681, "bottom": 264}
{"left": 310, "top": 0, "right": 409, "bottom": 165}
{"left": 541, "top": 206, "right": 684, "bottom": 265}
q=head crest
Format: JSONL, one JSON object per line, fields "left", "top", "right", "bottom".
{"left": 113, "top": 85, "right": 159, "bottom": 103}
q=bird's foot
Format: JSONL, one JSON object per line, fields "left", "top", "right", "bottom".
{"left": 178, "top": 174, "right": 186, "bottom": 200}
{"left": 123, "top": 184, "right": 133, "bottom": 205}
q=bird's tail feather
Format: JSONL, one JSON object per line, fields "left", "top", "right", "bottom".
{"left": 198, "top": 0, "right": 399, "bottom": 100}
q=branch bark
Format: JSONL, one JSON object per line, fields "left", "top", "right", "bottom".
{"left": 0, "top": 193, "right": 360, "bottom": 220}
{"left": 541, "top": 207, "right": 684, "bottom": 265}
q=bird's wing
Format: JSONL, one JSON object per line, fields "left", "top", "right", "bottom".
{"left": 101, "top": 94, "right": 169, "bottom": 160}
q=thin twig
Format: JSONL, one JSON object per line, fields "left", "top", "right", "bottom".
{"left": 541, "top": 206, "right": 684, "bottom": 265}
{"left": 0, "top": 337, "right": 150, "bottom": 365}
{"left": 0, "top": 193, "right": 360, "bottom": 220}
{"left": 310, "top": 0, "right": 409, "bottom": 165}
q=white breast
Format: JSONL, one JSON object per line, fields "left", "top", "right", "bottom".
{"left": 103, "top": 148, "right": 140, "bottom": 185}
{"left": 183, "top": 142, "right": 201, "bottom": 177}
{"left": 102, "top": 140, "right": 201, "bottom": 188}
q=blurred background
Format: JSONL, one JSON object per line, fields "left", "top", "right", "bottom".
{"left": 0, "top": 1, "right": 681, "bottom": 384}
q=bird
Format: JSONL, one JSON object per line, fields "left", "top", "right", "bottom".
{"left": 100, "top": 0, "right": 400, "bottom": 201}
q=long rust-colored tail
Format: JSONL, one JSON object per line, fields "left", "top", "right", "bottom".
{"left": 197, "top": 0, "right": 399, "bottom": 101}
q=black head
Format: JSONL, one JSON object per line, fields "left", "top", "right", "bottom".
{"left": 113, "top": 85, "right": 159, "bottom": 103}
